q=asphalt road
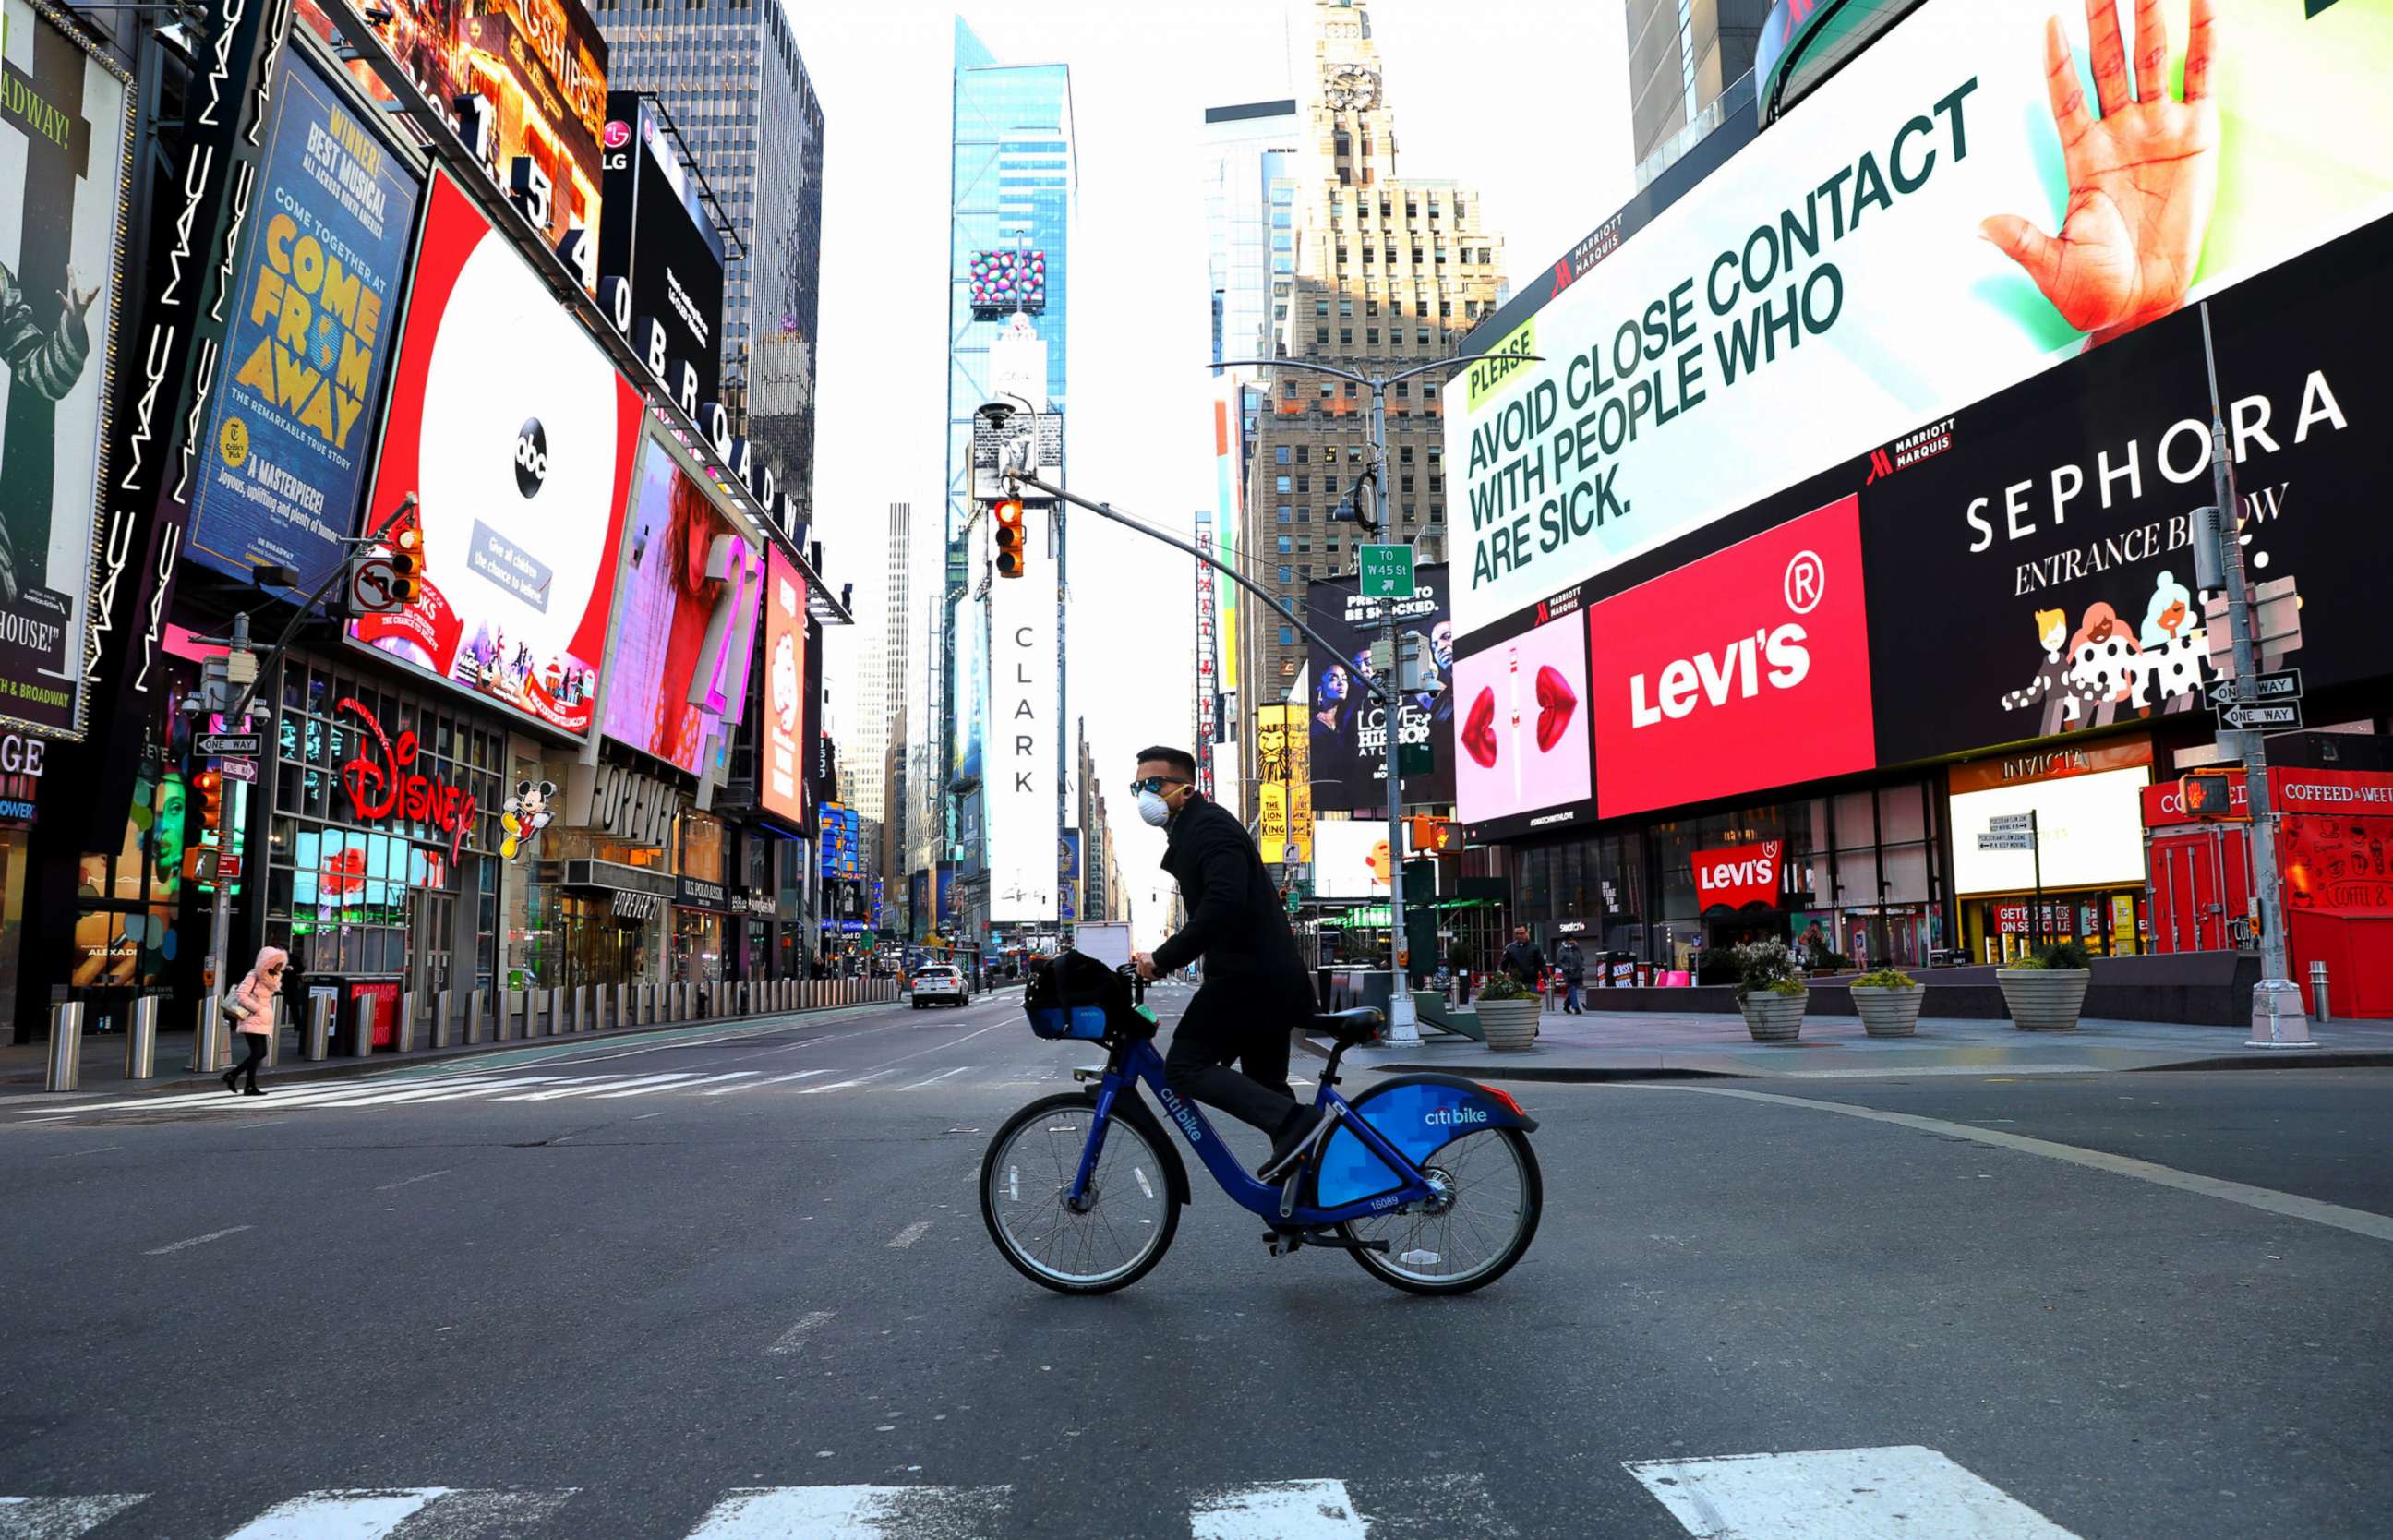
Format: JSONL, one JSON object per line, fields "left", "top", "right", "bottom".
{"left": 3, "top": 985, "right": 2388, "bottom": 1538}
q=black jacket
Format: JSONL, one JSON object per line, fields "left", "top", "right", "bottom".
{"left": 1501, "top": 939, "right": 1545, "bottom": 984}
{"left": 1151, "top": 796, "right": 1307, "bottom": 981}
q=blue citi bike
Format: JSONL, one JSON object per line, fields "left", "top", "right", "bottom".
{"left": 980, "top": 953, "right": 1543, "bottom": 1295}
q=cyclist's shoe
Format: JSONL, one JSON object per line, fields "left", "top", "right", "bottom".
{"left": 1257, "top": 1104, "right": 1327, "bottom": 1182}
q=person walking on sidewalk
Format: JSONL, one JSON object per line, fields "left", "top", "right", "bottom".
{"left": 1500, "top": 926, "right": 1545, "bottom": 990}
{"left": 220, "top": 945, "right": 286, "bottom": 1097}
{"left": 1555, "top": 937, "right": 1585, "bottom": 1016}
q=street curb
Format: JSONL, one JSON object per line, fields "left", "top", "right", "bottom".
{"left": 1302, "top": 1039, "right": 2393, "bottom": 1084}
{"left": 1293, "top": 1036, "right": 1747, "bottom": 1083}
{"left": 2133, "top": 1051, "right": 2393, "bottom": 1073}
{"left": 0, "top": 999, "right": 907, "bottom": 1102}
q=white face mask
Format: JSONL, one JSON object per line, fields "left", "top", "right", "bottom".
{"left": 1137, "top": 789, "right": 1174, "bottom": 827}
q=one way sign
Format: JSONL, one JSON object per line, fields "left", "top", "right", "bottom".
{"left": 2208, "top": 668, "right": 2302, "bottom": 709}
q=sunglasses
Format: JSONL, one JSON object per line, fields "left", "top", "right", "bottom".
{"left": 267, "top": 965, "right": 285, "bottom": 974}
{"left": 1128, "top": 776, "right": 1187, "bottom": 797}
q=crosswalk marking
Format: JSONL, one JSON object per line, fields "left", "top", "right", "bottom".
{"left": 1190, "top": 1479, "right": 1366, "bottom": 1540}
{"left": 896, "top": 1066, "right": 969, "bottom": 1091}
{"left": 706, "top": 1068, "right": 826, "bottom": 1094}
{"left": 217, "top": 1487, "right": 578, "bottom": 1540}
{"left": 683, "top": 1486, "right": 1013, "bottom": 1539}
{"left": 800, "top": 1071, "right": 893, "bottom": 1095}
{"left": 1625, "top": 1447, "right": 2082, "bottom": 1539}
{"left": 594, "top": 1072, "right": 757, "bottom": 1098}
{"left": 500, "top": 1073, "right": 700, "bottom": 1101}
{"left": 0, "top": 1493, "right": 146, "bottom": 1537}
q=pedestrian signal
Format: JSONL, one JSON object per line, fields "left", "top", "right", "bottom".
{"left": 993, "top": 499, "right": 1027, "bottom": 578}
{"left": 195, "top": 766, "right": 225, "bottom": 832}
{"left": 2178, "top": 769, "right": 2243, "bottom": 821}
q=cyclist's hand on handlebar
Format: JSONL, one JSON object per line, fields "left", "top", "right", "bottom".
{"left": 1131, "top": 953, "right": 1159, "bottom": 982}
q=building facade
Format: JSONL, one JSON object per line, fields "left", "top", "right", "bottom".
{"left": 1624, "top": 0, "right": 1769, "bottom": 187}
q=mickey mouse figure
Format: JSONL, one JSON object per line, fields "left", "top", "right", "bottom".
{"left": 501, "top": 779, "right": 556, "bottom": 860}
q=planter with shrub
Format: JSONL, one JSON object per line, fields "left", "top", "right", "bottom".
{"left": 1473, "top": 972, "right": 1542, "bottom": 1052}
{"left": 1733, "top": 939, "right": 1809, "bottom": 1042}
{"left": 1849, "top": 967, "right": 1926, "bottom": 1038}
{"left": 1998, "top": 940, "right": 2093, "bottom": 1031}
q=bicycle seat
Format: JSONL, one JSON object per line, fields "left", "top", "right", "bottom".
{"left": 1311, "top": 1008, "right": 1383, "bottom": 1047}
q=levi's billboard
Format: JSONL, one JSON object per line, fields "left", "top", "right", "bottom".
{"left": 1588, "top": 496, "right": 1873, "bottom": 820}
{"left": 1449, "top": 0, "right": 2393, "bottom": 638}
{"left": 354, "top": 171, "right": 642, "bottom": 739}
{"left": 1693, "top": 841, "right": 1781, "bottom": 913}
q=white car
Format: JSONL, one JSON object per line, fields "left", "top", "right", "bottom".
{"left": 910, "top": 966, "right": 969, "bottom": 1008}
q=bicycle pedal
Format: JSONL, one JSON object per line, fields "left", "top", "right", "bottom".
{"left": 1262, "top": 1230, "right": 1304, "bottom": 1257}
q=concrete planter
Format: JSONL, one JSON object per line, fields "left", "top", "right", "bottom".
{"left": 1477, "top": 997, "right": 1542, "bottom": 1053}
{"left": 1998, "top": 968, "right": 2091, "bottom": 1031}
{"left": 1738, "top": 989, "right": 1808, "bottom": 1042}
{"left": 1851, "top": 984, "right": 1925, "bottom": 1038}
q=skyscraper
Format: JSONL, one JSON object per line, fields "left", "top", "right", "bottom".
{"left": 1624, "top": 0, "right": 1769, "bottom": 187}
{"left": 846, "top": 500, "right": 910, "bottom": 838}
{"left": 1233, "top": 0, "right": 1506, "bottom": 757}
{"left": 592, "top": 0, "right": 825, "bottom": 523}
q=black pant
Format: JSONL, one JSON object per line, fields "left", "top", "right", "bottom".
{"left": 1162, "top": 971, "right": 1310, "bottom": 1136}
{"left": 231, "top": 1030, "right": 266, "bottom": 1090}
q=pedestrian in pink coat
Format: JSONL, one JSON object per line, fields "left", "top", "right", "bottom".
{"left": 221, "top": 945, "right": 286, "bottom": 1097}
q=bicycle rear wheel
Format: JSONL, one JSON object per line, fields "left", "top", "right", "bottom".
{"left": 1338, "top": 1127, "right": 1541, "bottom": 1295}
{"left": 981, "top": 1093, "right": 1178, "bottom": 1294}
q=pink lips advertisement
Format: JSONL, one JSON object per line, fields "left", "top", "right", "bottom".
{"left": 1452, "top": 609, "right": 1592, "bottom": 828}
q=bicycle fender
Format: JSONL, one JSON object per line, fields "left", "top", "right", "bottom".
{"left": 1314, "top": 1073, "right": 1538, "bottom": 1210}
{"left": 1085, "top": 1089, "right": 1193, "bottom": 1208}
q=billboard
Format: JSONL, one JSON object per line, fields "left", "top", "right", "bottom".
{"left": 187, "top": 46, "right": 423, "bottom": 591}
{"left": 1304, "top": 565, "right": 1454, "bottom": 811}
{"left": 1312, "top": 820, "right": 1392, "bottom": 900}
{"left": 987, "top": 508, "right": 1057, "bottom": 920}
{"left": 599, "top": 435, "right": 761, "bottom": 776}
{"left": 1255, "top": 703, "right": 1313, "bottom": 865}
{"left": 968, "top": 248, "right": 1046, "bottom": 314}
{"left": 761, "top": 545, "right": 808, "bottom": 824}
{"left": 1057, "top": 829, "right": 1080, "bottom": 924}
{"left": 354, "top": 171, "right": 642, "bottom": 738}
{"left": 0, "top": 0, "right": 133, "bottom": 736}
{"left": 598, "top": 92, "right": 725, "bottom": 411}
{"left": 1451, "top": 605, "right": 1592, "bottom": 838}
{"left": 1450, "top": 0, "right": 2393, "bottom": 638}
{"left": 1590, "top": 496, "right": 1874, "bottom": 819}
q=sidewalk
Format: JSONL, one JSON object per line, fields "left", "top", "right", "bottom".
{"left": 1307, "top": 1005, "right": 2393, "bottom": 1082}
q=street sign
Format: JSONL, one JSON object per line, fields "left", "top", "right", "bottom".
{"left": 197, "top": 733, "right": 261, "bottom": 757}
{"left": 218, "top": 756, "right": 259, "bottom": 784}
{"left": 1977, "top": 832, "right": 2037, "bottom": 851}
{"left": 1358, "top": 544, "right": 1415, "bottom": 598}
{"left": 215, "top": 852, "right": 244, "bottom": 882}
{"left": 1986, "top": 813, "right": 2037, "bottom": 834}
{"left": 2207, "top": 669, "right": 2303, "bottom": 709}
{"left": 2218, "top": 701, "right": 2303, "bottom": 731}
{"left": 1399, "top": 740, "right": 1434, "bottom": 777}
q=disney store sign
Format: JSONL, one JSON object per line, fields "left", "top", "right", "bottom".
{"left": 337, "top": 697, "right": 479, "bottom": 862}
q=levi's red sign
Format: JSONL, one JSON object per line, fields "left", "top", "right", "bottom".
{"left": 337, "top": 697, "right": 479, "bottom": 863}
{"left": 1588, "top": 496, "right": 1875, "bottom": 819}
{"left": 1693, "top": 840, "right": 1782, "bottom": 912}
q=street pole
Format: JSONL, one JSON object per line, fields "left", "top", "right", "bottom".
{"left": 2199, "top": 305, "right": 2310, "bottom": 1046}
{"left": 1056, "top": 502, "right": 1071, "bottom": 953}
{"left": 2029, "top": 810, "right": 2043, "bottom": 955}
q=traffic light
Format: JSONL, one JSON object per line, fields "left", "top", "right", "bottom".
{"left": 386, "top": 525, "right": 424, "bottom": 605}
{"left": 194, "top": 766, "right": 225, "bottom": 834}
{"left": 993, "top": 499, "right": 1027, "bottom": 578}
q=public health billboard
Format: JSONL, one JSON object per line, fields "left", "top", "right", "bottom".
{"left": 355, "top": 170, "right": 642, "bottom": 739}
{"left": 1305, "top": 565, "right": 1453, "bottom": 812}
{"left": 187, "top": 45, "right": 423, "bottom": 591}
{"left": 1449, "top": 0, "right": 2393, "bottom": 638}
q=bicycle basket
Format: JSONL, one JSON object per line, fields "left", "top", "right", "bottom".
{"left": 1023, "top": 950, "right": 1140, "bottom": 1041}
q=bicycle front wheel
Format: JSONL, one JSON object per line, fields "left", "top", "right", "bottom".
{"left": 980, "top": 1093, "right": 1178, "bottom": 1294}
{"left": 1339, "top": 1127, "right": 1541, "bottom": 1295}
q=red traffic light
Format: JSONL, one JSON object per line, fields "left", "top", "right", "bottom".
{"left": 993, "top": 499, "right": 1027, "bottom": 579}
{"left": 194, "top": 766, "right": 226, "bottom": 830}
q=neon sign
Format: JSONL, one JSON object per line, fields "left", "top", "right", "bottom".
{"left": 336, "top": 696, "right": 479, "bottom": 862}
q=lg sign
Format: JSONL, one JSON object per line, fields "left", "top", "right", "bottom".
{"left": 1589, "top": 496, "right": 1874, "bottom": 819}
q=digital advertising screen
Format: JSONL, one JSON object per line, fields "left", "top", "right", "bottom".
{"left": 599, "top": 434, "right": 761, "bottom": 776}
{"left": 187, "top": 44, "right": 424, "bottom": 592}
{"left": 598, "top": 92, "right": 725, "bottom": 407}
{"left": 1451, "top": 605, "right": 1593, "bottom": 840}
{"left": 1304, "top": 565, "right": 1454, "bottom": 812}
{"left": 761, "top": 545, "right": 808, "bottom": 824}
{"left": 354, "top": 171, "right": 642, "bottom": 739}
{"left": 1449, "top": 0, "right": 2393, "bottom": 638}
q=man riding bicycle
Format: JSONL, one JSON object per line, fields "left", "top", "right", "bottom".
{"left": 1128, "top": 746, "right": 1325, "bottom": 1180}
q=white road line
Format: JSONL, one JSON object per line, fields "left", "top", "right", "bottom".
{"left": 1190, "top": 1479, "right": 1367, "bottom": 1540}
{"left": 315, "top": 1080, "right": 558, "bottom": 1108}
{"left": 594, "top": 1072, "right": 758, "bottom": 1099}
{"left": 1630, "top": 1084, "right": 2393, "bottom": 1245}
{"left": 800, "top": 1071, "right": 894, "bottom": 1095}
{"left": 143, "top": 1225, "right": 251, "bottom": 1256}
{"left": 0, "top": 1493, "right": 147, "bottom": 1536}
{"left": 50, "top": 1146, "right": 121, "bottom": 1158}
{"left": 684, "top": 1486, "right": 1012, "bottom": 1538}
{"left": 896, "top": 1066, "right": 969, "bottom": 1091}
{"left": 374, "top": 1169, "right": 453, "bottom": 1192}
{"left": 501, "top": 1074, "right": 693, "bottom": 1101}
{"left": 887, "top": 1221, "right": 932, "bottom": 1249}
{"left": 218, "top": 1486, "right": 576, "bottom": 1539}
{"left": 1625, "top": 1446, "right": 2082, "bottom": 1539}
{"left": 707, "top": 1068, "right": 828, "bottom": 1095}
{"left": 767, "top": 1309, "right": 836, "bottom": 1356}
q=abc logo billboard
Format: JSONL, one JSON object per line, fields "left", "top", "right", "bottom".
{"left": 1588, "top": 496, "right": 1874, "bottom": 819}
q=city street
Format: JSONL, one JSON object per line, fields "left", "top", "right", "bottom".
{"left": 4, "top": 990, "right": 2389, "bottom": 1538}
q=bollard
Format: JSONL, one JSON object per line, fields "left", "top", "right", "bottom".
{"left": 467, "top": 989, "right": 487, "bottom": 1045}
{"left": 2310, "top": 960, "right": 2332, "bottom": 1024}
{"left": 497, "top": 989, "right": 517, "bottom": 1041}
{"left": 263, "top": 997, "right": 283, "bottom": 1067}
{"left": 349, "top": 995, "right": 376, "bottom": 1058}
{"left": 614, "top": 982, "right": 629, "bottom": 1031}
{"left": 580, "top": 984, "right": 594, "bottom": 1033}
{"left": 44, "top": 1002, "right": 84, "bottom": 1091}
{"left": 552, "top": 987, "right": 567, "bottom": 1036}
{"left": 307, "top": 994, "right": 333, "bottom": 1061}
{"left": 435, "top": 988, "right": 455, "bottom": 1050}
{"left": 394, "top": 992, "right": 416, "bottom": 1053}
{"left": 126, "top": 995, "right": 160, "bottom": 1080}
{"left": 190, "top": 995, "right": 224, "bottom": 1074}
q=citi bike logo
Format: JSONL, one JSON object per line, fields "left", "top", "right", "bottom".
{"left": 1157, "top": 1087, "right": 1204, "bottom": 1143}
{"left": 515, "top": 418, "right": 549, "bottom": 498}
{"left": 1425, "top": 1107, "right": 1489, "bottom": 1127}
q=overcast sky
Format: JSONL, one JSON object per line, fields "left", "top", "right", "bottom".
{"left": 796, "top": 0, "right": 1633, "bottom": 944}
